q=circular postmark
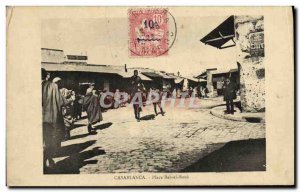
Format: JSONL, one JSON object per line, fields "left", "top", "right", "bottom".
{"left": 128, "top": 8, "right": 177, "bottom": 57}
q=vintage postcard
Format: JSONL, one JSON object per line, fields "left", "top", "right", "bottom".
{"left": 6, "top": 6, "right": 294, "bottom": 186}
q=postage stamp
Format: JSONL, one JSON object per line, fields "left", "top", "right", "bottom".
{"left": 128, "top": 8, "right": 176, "bottom": 57}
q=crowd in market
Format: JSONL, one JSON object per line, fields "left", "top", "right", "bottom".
{"left": 42, "top": 67, "right": 236, "bottom": 171}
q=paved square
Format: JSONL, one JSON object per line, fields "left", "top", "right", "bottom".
{"left": 56, "top": 97, "right": 265, "bottom": 173}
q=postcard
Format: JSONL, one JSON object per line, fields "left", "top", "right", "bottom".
{"left": 6, "top": 6, "right": 294, "bottom": 186}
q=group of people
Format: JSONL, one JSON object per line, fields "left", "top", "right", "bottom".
{"left": 42, "top": 66, "right": 237, "bottom": 169}
{"left": 42, "top": 68, "right": 167, "bottom": 169}
{"left": 196, "top": 86, "right": 209, "bottom": 99}
{"left": 42, "top": 68, "right": 103, "bottom": 170}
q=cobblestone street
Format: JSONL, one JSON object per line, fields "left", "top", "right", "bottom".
{"left": 54, "top": 97, "right": 266, "bottom": 174}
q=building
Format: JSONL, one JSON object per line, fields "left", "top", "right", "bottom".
{"left": 41, "top": 48, "right": 152, "bottom": 95}
{"left": 130, "top": 68, "right": 176, "bottom": 92}
{"left": 184, "top": 76, "right": 201, "bottom": 89}
{"left": 42, "top": 63, "right": 153, "bottom": 95}
{"left": 165, "top": 73, "right": 185, "bottom": 91}
{"left": 195, "top": 68, "right": 238, "bottom": 97}
{"left": 205, "top": 68, "right": 218, "bottom": 96}
{"left": 43, "top": 63, "right": 122, "bottom": 94}
{"left": 41, "top": 48, "right": 64, "bottom": 64}
{"left": 210, "top": 68, "right": 239, "bottom": 96}
{"left": 200, "top": 15, "right": 265, "bottom": 112}
{"left": 42, "top": 48, "right": 202, "bottom": 96}
{"left": 64, "top": 54, "right": 88, "bottom": 65}
{"left": 194, "top": 71, "right": 208, "bottom": 88}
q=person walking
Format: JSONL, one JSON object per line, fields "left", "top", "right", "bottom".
{"left": 130, "top": 70, "right": 143, "bottom": 122}
{"left": 223, "top": 78, "right": 236, "bottom": 114}
{"left": 82, "top": 85, "right": 103, "bottom": 133}
{"left": 73, "top": 91, "right": 83, "bottom": 120}
{"left": 152, "top": 88, "right": 165, "bottom": 116}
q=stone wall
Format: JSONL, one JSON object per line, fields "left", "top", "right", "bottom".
{"left": 235, "top": 16, "right": 265, "bottom": 112}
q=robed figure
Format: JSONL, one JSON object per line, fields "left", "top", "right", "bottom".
{"left": 82, "top": 87, "right": 103, "bottom": 133}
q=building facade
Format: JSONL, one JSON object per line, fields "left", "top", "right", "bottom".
{"left": 41, "top": 48, "right": 64, "bottom": 64}
{"left": 200, "top": 15, "right": 265, "bottom": 112}
{"left": 235, "top": 16, "right": 265, "bottom": 112}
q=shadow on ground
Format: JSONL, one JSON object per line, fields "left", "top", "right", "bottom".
{"left": 69, "top": 132, "right": 97, "bottom": 140}
{"left": 94, "top": 122, "right": 113, "bottom": 130}
{"left": 54, "top": 140, "right": 96, "bottom": 158}
{"left": 68, "top": 122, "right": 113, "bottom": 141}
{"left": 69, "top": 123, "right": 86, "bottom": 130}
{"left": 181, "top": 138, "right": 266, "bottom": 172}
{"left": 140, "top": 114, "right": 156, "bottom": 121}
{"left": 45, "top": 140, "right": 106, "bottom": 174}
{"left": 245, "top": 117, "right": 263, "bottom": 123}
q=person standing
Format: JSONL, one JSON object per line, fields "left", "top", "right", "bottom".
{"left": 52, "top": 78, "right": 75, "bottom": 141}
{"left": 204, "top": 87, "right": 209, "bottom": 98}
{"left": 130, "top": 70, "right": 143, "bottom": 122}
{"left": 82, "top": 85, "right": 103, "bottom": 133}
{"left": 42, "top": 70, "right": 73, "bottom": 170}
{"left": 152, "top": 88, "right": 165, "bottom": 116}
{"left": 60, "top": 89, "right": 75, "bottom": 140}
{"left": 72, "top": 91, "right": 82, "bottom": 120}
{"left": 197, "top": 85, "right": 202, "bottom": 99}
{"left": 223, "top": 78, "right": 236, "bottom": 114}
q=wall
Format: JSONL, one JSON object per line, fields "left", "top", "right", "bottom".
{"left": 206, "top": 69, "right": 217, "bottom": 97}
{"left": 235, "top": 16, "right": 265, "bottom": 112}
{"left": 41, "top": 48, "right": 64, "bottom": 64}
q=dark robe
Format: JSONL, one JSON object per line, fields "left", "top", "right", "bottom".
{"left": 73, "top": 95, "right": 83, "bottom": 118}
{"left": 82, "top": 92, "right": 103, "bottom": 124}
{"left": 223, "top": 82, "right": 236, "bottom": 101}
{"left": 42, "top": 80, "right": 67, "bottom": 150}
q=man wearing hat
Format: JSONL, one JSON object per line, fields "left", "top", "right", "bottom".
{"left": 223, "top": 78, "right": 236, "bottom": 114}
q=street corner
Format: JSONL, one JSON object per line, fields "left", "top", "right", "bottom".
{"left": 210, "top": 105, "right": 265, "bottom": 123}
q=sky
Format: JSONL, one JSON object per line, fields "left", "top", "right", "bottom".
{"left": 42, "top": 13, "right": 237, "bottom": 77}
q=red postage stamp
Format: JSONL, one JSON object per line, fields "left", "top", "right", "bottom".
{"left": 128, "top": 9, "right": 171, "bottom": 57}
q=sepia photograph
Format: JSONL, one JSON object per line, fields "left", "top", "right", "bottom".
{"left": 6, "top": 6, "right": 294, "bottom": 186}
{"left": 41, "top": 11, "right": 266, "bottom": 174}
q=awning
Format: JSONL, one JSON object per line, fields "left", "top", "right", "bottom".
{"left": 195, "top": 71, "right": 207, "bottom": 79}
{"left": 42, "top": 63, "right": 122, "bottom": 75}
{"left": 42, "top": 63, "right": 153, "bottom": 81}
{"left": 120, "top": 69, "right": 153, "bottom": 81}
{"left": 142, "top": 72, "right": 162, "bottom": 78}
{"left": 137, "top": 74, "right": 153, "bottom": 81}
{"left": 122, "top": 74, "right": 153, "bottom": 81}
{"left": 200, "top": 16, "right": 235, "bottom": 49}
{"left": 229, "top": 68, "right": 238, "bottom": 73}
{"left": 157, "top": 72, "right": 175, "bottom": 79}
{"left": 184, "top": 77, "right": 199, "bottom": 83}
{"left": 174, "top": 78, "right": 184, "bottom": 84}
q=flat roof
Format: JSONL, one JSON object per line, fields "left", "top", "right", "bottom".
{"left": 211, "top": 68, "right": 238, "bottom": 75}
{"left": 41, "top": 63, "right": 152, "bottom": 81}
{"left": 41, "top": 48, "right": 63, "bottom": 52}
